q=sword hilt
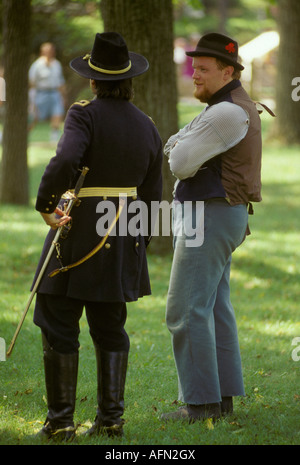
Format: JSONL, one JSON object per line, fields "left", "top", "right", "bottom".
{"left": 59, "top": 166, "right": 89, "bottom": 237}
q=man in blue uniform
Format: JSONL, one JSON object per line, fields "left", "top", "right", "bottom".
{"left": 33, "top": 32, "right": 162, "bottom": 440}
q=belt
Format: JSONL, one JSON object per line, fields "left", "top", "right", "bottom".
{"left": 67, "top": 186, "right": 137, "bottom": 199}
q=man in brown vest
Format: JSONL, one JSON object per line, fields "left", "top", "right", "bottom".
{"left": 162, "top": 33, "right": 262, "bottom": 422}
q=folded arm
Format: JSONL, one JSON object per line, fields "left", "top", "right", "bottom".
{"left": 166, "top": 102, "right": 249, "bottom": 180}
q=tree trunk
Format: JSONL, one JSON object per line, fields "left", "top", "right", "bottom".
{"left": 0, "top": 0, "right": 31, "bottom": 205}
{"left": 100, "top": 0, "right": 178, "bottom": 254}
{"left": 276, "top": 0, "right": 300, "bottom": 143}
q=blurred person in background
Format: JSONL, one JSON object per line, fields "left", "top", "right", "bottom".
{"left": 29, "top": 42, "right": 65, "bottom": 141}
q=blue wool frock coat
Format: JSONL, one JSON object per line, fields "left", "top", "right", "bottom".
{"left": 33, "top": 97, "right": 163, "bottom": 302}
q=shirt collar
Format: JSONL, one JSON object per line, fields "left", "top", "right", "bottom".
{"left": 207, "top": 79, "right": 241, "bottom": 106}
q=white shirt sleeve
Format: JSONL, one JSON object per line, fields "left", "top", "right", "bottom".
{"left": 164, "top": 123, "right": 191, "bottom": 159}
{"left": 0, "top": 77, "right": 5, "bottom": 101}
{"left": 167, "top": 101, "right": 250, "bottom": 180}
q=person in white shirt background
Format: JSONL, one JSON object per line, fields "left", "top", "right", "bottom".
{"left": 29, "top": 42, "right": 65, "bottom": 142}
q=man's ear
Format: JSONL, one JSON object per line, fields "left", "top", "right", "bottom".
{"left": 223, "top": 65, "right": 234, "bottom": 81}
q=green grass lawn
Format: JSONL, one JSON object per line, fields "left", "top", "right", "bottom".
{"left": 0, "top": 109, "right": 299, "bottom": 446}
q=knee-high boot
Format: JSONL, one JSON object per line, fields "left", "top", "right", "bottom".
{"left": 86, "top": 343, "right": 128, "bottom": 437}
{"left": 38, "top": 333, "right": 78, "bottom": 441}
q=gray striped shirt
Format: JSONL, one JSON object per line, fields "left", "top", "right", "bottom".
{"left": 165, "top": 101, "right": 249, "bottom": 180}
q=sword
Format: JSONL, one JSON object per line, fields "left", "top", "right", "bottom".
{"left": 2, "top": 166, "right": 89, "bottom": 360}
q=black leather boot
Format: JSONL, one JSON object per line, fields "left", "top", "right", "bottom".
{"left": 37, "top": 333, "right": 78, "bottom": 441}
{"left": 86, "top": 344, "right": 128, "bottom": 437}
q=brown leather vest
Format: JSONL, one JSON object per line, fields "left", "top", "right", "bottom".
{"left": 220, "top": 85, "right": 262, "bottom": 206}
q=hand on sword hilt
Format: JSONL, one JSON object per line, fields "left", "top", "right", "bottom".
{"left": 40, "top": 208, "right": 71, "bottom": 230}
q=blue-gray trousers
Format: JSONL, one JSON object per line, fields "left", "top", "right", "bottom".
{"left": 166, "top": 198, "right": 248, "bottom": 404}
